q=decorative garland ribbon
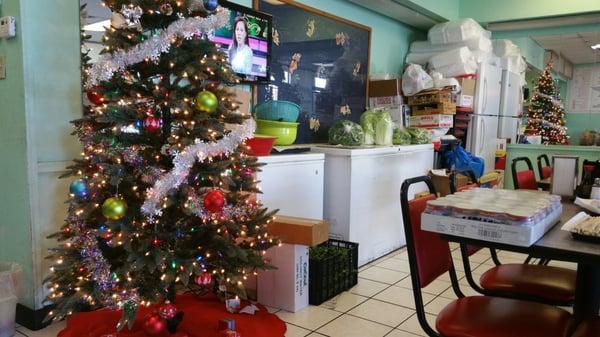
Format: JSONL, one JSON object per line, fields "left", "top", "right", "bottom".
{"left": 85, "top": 7, "right": 231, "bottom": 88}
{"left": 141, "top": 119, "right": 256, "bottom": 218}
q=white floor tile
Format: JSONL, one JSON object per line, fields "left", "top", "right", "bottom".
{"left": 359, "top": 266, "right": 408, "bottom": 284}
{"left": 347, "top": 299, "right": 415, "bottom": 327}
{"left": 285, "top": 323, "right": 311, "bottom": 337}
{"left": 390, "top": 251, "right": 410, "bottom": 261}
{"left": 424, "top": 296, "right": 454, "bottom": 315}
{"left": 349, "top": 278, "right": 389, "bottom": 297}
{"left": 386, "top": 329, "right": 424, "bottom": 337}
{"left": 317, "top": 314, "right": 393, "bottom": 337}
{"left": 319, "top": 292, "right": 368, "bottom": 313}
{"left": 373, "top": 285, "right": 434, "bottom": 309}
{"left": 276, "top": 306, "right": 341, "bottom": 330}
{"left": 397, "top": 312, "right": 436, "bottom": 336}
{"left": 376, "top": 259, "right": 412, "bottom": 273}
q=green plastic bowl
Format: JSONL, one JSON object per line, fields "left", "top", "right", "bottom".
{"left": 256, "top": 119, "right": 299, "bottom": 145}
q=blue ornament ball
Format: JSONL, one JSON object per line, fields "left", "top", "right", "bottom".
{"left": 69, "top": 179, "right": 88, "bottom": 197}
{"left": 203, "top": 0, "right": 218, "bottom": 11}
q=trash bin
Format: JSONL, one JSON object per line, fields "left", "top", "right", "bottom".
{"left": 0, "top": 263, "right": 22, "bottom": 337}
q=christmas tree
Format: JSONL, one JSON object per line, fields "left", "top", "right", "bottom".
{"left": 525, "top": 62, "right": 569, "bottom": 145}
{"left": 45, "top": 0, "right": 277, "bottom": 329}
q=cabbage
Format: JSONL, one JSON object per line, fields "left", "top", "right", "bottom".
{"left": 374, "top": 111, "right": 393, "bottom": 145}
{"left": 393, "top": 127, "right": 412, "bottom": 145}
{"left": 328, "top": 120, "right": 364, "bottom": 146}
{"left": 407, "top": 127, "right": 432, "bottom": 144}
{"left": 360, "top": 111, "right": 377, "bottom": 145}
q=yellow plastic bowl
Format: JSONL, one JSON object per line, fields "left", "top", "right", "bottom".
{"left": 256, "top": 119, "right": 299, "bottom": 145}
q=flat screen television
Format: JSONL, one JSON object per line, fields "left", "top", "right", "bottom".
{"left": 211, "top": 1, "right": 272, "bottom": 83}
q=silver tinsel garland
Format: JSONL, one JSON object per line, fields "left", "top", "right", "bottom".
{"left": 85, "top": 7, "right": 230, "bottom": 88}
{"left": 142, "top": 119, "right": 256, "bottom": 218}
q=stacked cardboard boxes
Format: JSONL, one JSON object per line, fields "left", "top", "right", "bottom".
{"left": 408, "top": 87, "right": 455, "bottom": 129}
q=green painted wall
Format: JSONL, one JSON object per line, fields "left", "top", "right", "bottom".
{"left": 236, "top": 0, "right": 425, "bottom": 75}
{"left": 460, "top": 0, "right": 600, "bottom": 23}
{"left": 0, "top": 0, "right": 34, "bottom": 308}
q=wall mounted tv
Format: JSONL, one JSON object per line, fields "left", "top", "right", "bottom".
{"left": 211, "top": 1, "right": 272, "bottom": 83}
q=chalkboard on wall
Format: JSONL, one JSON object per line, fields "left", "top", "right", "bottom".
{"left": 253, "top": 0, "right": 371, "bottom": 144}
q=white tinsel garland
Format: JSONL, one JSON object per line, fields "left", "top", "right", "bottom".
{"left": 533, "top": 92, "right": 564, "bottom": 108}
{"left": 86, "top": 7, "right": 230, "bottom": 88}
{"left": 141, "top": 118, "right": 256, "bottom": 217}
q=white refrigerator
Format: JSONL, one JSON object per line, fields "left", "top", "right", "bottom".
{"left": 467, "top": 61, "right": 502, "bottom": 174}
{"left": 498, "top": 70, "right": 523, "bottom": 144}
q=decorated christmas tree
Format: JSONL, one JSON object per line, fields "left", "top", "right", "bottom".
{"left": 525, "top": 62, "right": 569, "bottom": 145}
{"left": 45, "top": 0, "right": 277, "bottom": 330}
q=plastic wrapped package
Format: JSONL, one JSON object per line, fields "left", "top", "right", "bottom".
{"left": 360, "top": 111, "right": 377, "bottom": 145}
{"left": 328, "top": 120, "right": 364, "bottom": 146}
{"left": 431, "top": 71, "right": 461, "bottom": 92}
{"left": 0, "top": 263, "right": 21, "bottom": 337}
{"left": 429, "top": 47, "right": 475, "bottom": 69}
{"left": 374, "top": 111, "right": 394, "bottom": 145}
{"left": 411, "top": 36, "right": 493, "bottom": 54}
{"left": 392, "top": 126, "right": 412, "bottom": 145}
{"left": 405, "top": 52, "right": 436, "bottom": 65}
{"left": 433, "top": 61, "right": 478, "bottom": 78}
{"left": 492, "top": 39, "right": 521, "bottom": 57}
{"left": 428, "top": 18, "right": 490, "bottom": 45}
{"left": 402, "top": 64, "right": 433, "bottom": 96}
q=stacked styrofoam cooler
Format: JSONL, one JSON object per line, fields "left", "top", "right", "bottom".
{"left": 493, "top": 39, "right": 527, "bottom": 84}
{"left": 406, "top": 18, "right": 493, "bottom": 78}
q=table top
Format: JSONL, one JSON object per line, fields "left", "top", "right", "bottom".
{"left": 441, "top": 203, "right": 600, "bottom": 265}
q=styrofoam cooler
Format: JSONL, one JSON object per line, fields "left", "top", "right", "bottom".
{"left": 429, "top": 47, "right": 475, "bottom": 69}
{"left": 410, "top": 36, "right": 493, "bottom": 54}
{"left": 0, "top": 263, "right": 21, "bottom": 337}
{"left": 428, "top": 18, "right": 491, "bottom": 45}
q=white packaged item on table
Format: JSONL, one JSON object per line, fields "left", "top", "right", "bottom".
{"left": 406, "top": 52, "right": 436, "bottom": 65}
{"left": 421, "top": 188, "right": 563, "bottom": 247}
{"left": 411, "top": 36, "right": 493, "bottom": 54}
{"left": 429, "top": 47, "right": 475, "bottom": 69}
{"left": 428, "top": 18, "right": 490, "bottom": 45}
{"left": 493, "top": 39, "right": 521, "bottom": 57}
{"left": 257, "top": 244, "right": 309, "bottom": 312}
{"left": 402, "top": 64, "right": 433, "bottom": 96}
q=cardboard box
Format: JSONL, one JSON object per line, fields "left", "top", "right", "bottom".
{"left": 409, "top": 114, "right": 453, "bottom": 128}
{"left": 421, "top": 204, "right": 562, "bottom": 247}
{"left": 407, "top": 88, "right": 452, "bottom": 106}
{"left": 428, "top": 170, "right": 469, "bottom": 197}
{"left": 268, "top": 216, "right": 329, "bottom": 247}
{"left": 369, "top": 96, "right": 403, "bottom": 108}
{"left": 369, "top": 79, "right": 403, "bottom": 109}
{"left": 411, "top": 102, "right": 456, "bottom": 115}
{"left": 257, "top": 244, "right": 309, "bottom": 312}
{"left": 456, "top": 94, "right": 473, "bottom": 108}
{"left": 458, "top": 77, "right": 476, "bottom": 96}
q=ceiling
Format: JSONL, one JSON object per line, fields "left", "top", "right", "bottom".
{"left": 534, "top": 31, "right": 600, "bottom": 65}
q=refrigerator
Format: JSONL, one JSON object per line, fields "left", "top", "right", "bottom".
{"left": 498, "top": 70, "right": 523, "bottom": 144}
{"left": 467, "top": 61, "right": 502, "bottom": 174}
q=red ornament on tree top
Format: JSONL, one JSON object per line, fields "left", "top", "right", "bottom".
{"left": 204, "top": 190, "right": 225, "bottom": 213}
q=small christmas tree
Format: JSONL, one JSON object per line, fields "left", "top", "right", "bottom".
{"left": 525, "top": 62, "right": 569, "bottom": 145}
{"left": 45, "top": 0, "right": 277, "bottom": 330}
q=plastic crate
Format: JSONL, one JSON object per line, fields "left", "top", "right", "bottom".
{"left": 309, "top": 239, "right": 358, "bottom": 305}
{"left": 254, "top": 100, "right": 301, "bottom": 122}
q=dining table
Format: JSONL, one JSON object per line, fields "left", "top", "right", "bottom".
{"left": 438, "top": 202, "right": 600, "bottom": 323}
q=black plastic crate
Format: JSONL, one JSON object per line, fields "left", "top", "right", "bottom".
{"left": 309, "top": 239, "right": 359, "bottom": 305}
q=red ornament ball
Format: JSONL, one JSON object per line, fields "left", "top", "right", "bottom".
{"left": 144, "top": 116, "right": 162, "bottom": 133}
{"left": 86, "top": 88, "right": 104, "bottom": 105}
{"left": 195, "top": 272, "right": 212, "bottom": 286}
{"left": 143, "top": 314, "right": 167, "bottom": 336}
{"left": 158, "top": 303, "right": 178, "bottom": 320}
{"left": 203, "top": 190, "right": 225, "bottom": 213}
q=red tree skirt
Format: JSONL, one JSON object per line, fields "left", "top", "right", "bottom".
{"left": 57, "top": 293, "right": 286, "bottom": 337}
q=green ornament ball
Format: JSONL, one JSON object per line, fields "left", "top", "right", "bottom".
{"left": 102, "top": 197, "right": 128, "bottom": 221}
{"left": 195, "top": 91, "right": 218, "bottom": 113}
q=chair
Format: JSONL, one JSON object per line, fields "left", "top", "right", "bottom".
{"left": 400, "top": 176, "right": 573, "bottom": 337}
{"left": 512, "top": 157, "right": 539, "bottom": 190}
{"left": 572, "top": 318, "right": 600, "bottom": 337}
{"left": 448, "top": 173, "right": 577, "bottom": 306}
{"left": 538, "top": 154, "right": 552, "bottom": 180}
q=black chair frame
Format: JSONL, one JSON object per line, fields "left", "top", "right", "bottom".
{"left": 511, "top": 156, "right": 536, "bottom": 189}
{"left": 537, "top": 154, "right": 551, "bottom": 180}
{"left": 400, "top": 176, "right": 465, "bottom": 337}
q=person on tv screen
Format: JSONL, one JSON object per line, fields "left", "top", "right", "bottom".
{"left": 228, "top": 16, "right": 254, "bottom": 75}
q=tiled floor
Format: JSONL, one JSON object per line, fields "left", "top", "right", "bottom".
{"left": 15, "top": 244, "right": 577, "bottom": 337}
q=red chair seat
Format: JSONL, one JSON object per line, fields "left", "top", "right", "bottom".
{"left": 572, "top": 317, "right": 600, "bottom": 337}
{"left": 479, "top": 264, "right": 576, "bottom": 303}
{"left": 436, "top": 296, "right": 572, "bottom": 337}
